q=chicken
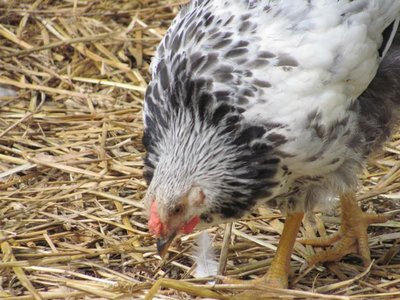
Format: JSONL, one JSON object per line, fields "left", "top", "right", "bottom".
{"left": 142, "top": 0, "right": 400, "bottom": 290}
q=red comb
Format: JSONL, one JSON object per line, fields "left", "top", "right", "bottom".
{"left": 148, "top": 201, "right": 163, "bottom": 236}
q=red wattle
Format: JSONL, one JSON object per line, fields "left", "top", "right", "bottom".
{"left": 182, "top": 216, "right": 200, "bottom": 233}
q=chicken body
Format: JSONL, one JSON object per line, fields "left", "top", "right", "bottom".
{"left": 142, "top": 0, "right": 400, "bottom": 287}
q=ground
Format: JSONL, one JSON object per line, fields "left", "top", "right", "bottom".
{"left": 0, "top": 1, "right": 399, "bottom": 299}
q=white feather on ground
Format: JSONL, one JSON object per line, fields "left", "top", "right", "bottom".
{"left": 0, "top": 86, "right": 16, "bottom": 97}
{"left": 193, "top": 231, "right": 218, "bottom": 278}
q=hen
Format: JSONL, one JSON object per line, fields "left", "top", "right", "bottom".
{"left": 143, "top": 0, "right": 400, "bottom": 290}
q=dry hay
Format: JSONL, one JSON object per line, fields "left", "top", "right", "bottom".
{"left": 0, "top": 1, "right": 399, "bottom": 299}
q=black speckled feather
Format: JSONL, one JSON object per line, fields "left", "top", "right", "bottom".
{"left": 143, "top": 0, "right": 400, "bottom": 223}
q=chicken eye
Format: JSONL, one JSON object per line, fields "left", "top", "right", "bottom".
{"left": 173, "top": 205, "right": 184, "bottom": 215}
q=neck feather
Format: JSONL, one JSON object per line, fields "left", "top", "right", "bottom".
{"left": 143, "top": 76, "right": 281, "bottom": 219}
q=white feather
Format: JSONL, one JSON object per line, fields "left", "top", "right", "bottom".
{"left": 193, "top": 231, "right": 218, "bottom": 278}
{"left": 381, "top": 17, "right": 400, "bottom": 60}
{"left": 0, "top": 86, "right": 16, "bottom": 97}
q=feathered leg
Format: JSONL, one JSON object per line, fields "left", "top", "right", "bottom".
{"left": 300, "top": 192, "right": 388, "bottom": 266}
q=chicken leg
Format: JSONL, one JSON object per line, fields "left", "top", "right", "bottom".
{"left": 300, "top": 192, "right": 388, "bottom": 267}
{"left": 223, "top": 212, "right": 304, "bottom": 297}
{"left": 264, "top": 212, "right": 304, "bottom": 288}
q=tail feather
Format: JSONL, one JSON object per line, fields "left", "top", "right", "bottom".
{"left": 357, "top": 23, "right": 400, "bottom": 154}
{"left": 380, "top": 17, "right": 400, "bottom": 60}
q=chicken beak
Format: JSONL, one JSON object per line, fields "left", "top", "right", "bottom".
{"left": 156, "top": 231, "right": 177, "bottom": 258}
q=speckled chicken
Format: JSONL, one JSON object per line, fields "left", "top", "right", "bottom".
{"left": 142, "top": 0, "right": 400, "bottom": 290}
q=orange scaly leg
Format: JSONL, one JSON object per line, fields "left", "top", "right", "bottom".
{"left": 223, "top": 212, "right": 304, "bottom": 298}
{"left": 301, "top": 192, "right": 388, "bottom": 267}
{"left": 264, "top": 212, "right": 304, "bottom": 288}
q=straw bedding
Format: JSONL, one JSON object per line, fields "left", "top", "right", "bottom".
{"left": 0, "top": 1, "right": 399, "bottom": 299}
